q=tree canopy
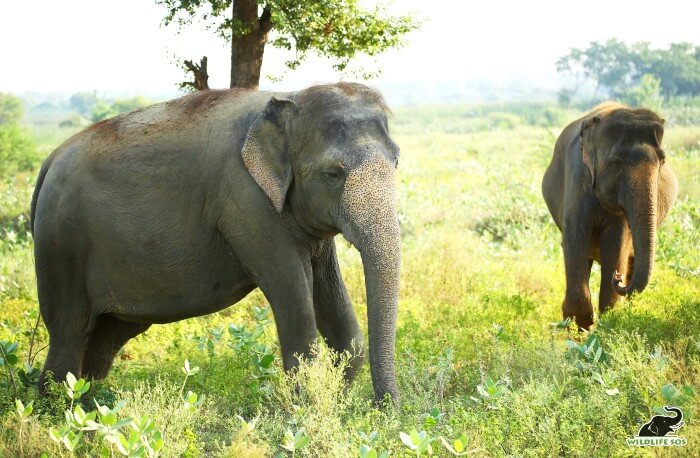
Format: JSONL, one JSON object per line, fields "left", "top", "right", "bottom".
{"left": 156, "top": 0, "right": 418, "bottom": 89}
{"left": 0, "top": 92, "right": 24, "bottom": 126}
{"left": 557, "top": 40, "right": 700, "bottom": 100}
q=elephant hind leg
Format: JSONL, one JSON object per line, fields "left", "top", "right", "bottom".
{"left": 37, "top": 272, "right": 94, "bottom": 391}
{"left": 40, "top": 325, "right": 91, "bottom": 391}
{"left": 81, "top": 315, "right": 150, "bottom": 380}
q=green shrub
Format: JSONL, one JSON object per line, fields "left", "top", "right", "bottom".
{"left": 620, "top": 74, "right": 664, "bottom": 112}
{"left": 0, "top": 93, "right": 24, "bottom": 126}
{"left": 0, "top": 124, "right": 38, "bottom": 176}
{"left": 91, "top": 96, "right": 154, "bottom": 122}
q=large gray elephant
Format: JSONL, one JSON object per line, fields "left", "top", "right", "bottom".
{"left": 31, "top": 83, "right": 401, "bottom": 402}
{"left": 542, "top": 102, "right": 677, "bottom": 329}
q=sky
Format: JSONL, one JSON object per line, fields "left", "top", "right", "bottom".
{"left": 1, "top": 0, "right": 699, "bottom": 97}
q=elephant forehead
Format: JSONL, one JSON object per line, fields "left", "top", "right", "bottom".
{"left": 341, "top": 157, "right": 397, "bottom": 225}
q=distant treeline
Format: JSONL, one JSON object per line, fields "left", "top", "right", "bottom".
{"left": 557, "top": 40, "right": 700, "bottom": 102}
{"left": 69, "top": 93, "right": 154, "bottom": 124}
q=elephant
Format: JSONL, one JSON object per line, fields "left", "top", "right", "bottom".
{"left": 30, "top": 82, "right": 401, "bottom": 403}
{"left": 542, "top": 102, "right": 677, "bottom": 329}
{"left": 638, "top": 406, "right": 684, "bottom": 436}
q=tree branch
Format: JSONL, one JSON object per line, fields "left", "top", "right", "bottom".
{"left": 259, "top": 6, "right": 273, "bottom": 34}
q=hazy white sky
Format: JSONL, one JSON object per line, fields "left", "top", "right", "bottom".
{"left": 1, "top": 0, "right": 699, "bottom": 94}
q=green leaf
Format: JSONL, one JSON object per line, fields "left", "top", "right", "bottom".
{"left": 65, "top": 372, "right": 77, "bottom": 389}
{"left": 260, "top": 353, "right": 275, "bottom": 368}
{"left": 661, "top": 383, "right": 678, "bottom": 403}
{"left": 73, "top": 405, "right": 88, "bottom": 425}
{"left": 399, "top": 431, "right": 417, "bottom": 450}
{"left": 359, "top": 444, "right": 376, "bottom": 458}
{"left": 113, "top": 417, "right": 133, "bottom": 430}
{"left": 681, "top": 385, "right": 695, "bottom": 399}
{"left": 295, "top": 434, "right": 309, "bottom": 450}
{"left": 281, "top": 429, "right": 296, "bottom": 451}
{"left": 5, "top": 342, "right": 18, "bottom": 354}
{"left": 49, "top": 427, "right": 63, "bottom": 443}
{"left": 410, "top": 429, "right": 421, "bottom": 446}
{"left": 101, "top": 411, "right": 118, "bottom": 426}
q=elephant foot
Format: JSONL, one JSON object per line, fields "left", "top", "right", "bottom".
{"left": 574, "top": 314, "right": 594, "bottom": 331}
{"left": 562, "top": 299, "right": 594, "bottom": 331}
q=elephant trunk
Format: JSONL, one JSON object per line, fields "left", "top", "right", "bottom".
{"left": 340, "top": 156, "right": 401, "bottom": 403}
{"left": 613, "top": 168, "right": 658, "bottom": 296}
{"left": 664, "top": 406, "right": 683, "bottom": 424}
{"left": 357, "top": 228, "right": 401, "bottom": 403}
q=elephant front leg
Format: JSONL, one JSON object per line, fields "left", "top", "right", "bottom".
{"left": 255, "top": 250, "right": 318, "bottom": 373}
{"left": 311, "top": 239, "right": 365, "bottom": 383}
{"left": 599, "top": 220, "right": 632, "bottom": 314}
{"left": 562, "top": 221, "right": 594, "bottom": 330}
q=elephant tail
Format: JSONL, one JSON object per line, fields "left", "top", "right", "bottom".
{"left": 30, "top": 152, "right": 56, "bottom": 234}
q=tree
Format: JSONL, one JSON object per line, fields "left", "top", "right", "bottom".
{"left": 69, "top": 92, "right": 97, "bottom": 116}
{"left": 0, "top": 92, "right": 24, "bottom": 125}
{"left": 556, "top": 40, "right": 700, "bottom": 101}
{"left": 619, "top": 74, "right": 663, "bottom": 112}
{"left": 90, "top": 96, "right": 153, "bottom": 122}
{"left": 556, "top": 39, "right": 637, "bottom": 99}
{"left": 156, "top": 0, "right": 418, "bottom": 89}
{"left": 642, "top": 43, "right": 700, "bottom": 98}
{"left": 0, "top": 94, "right": 38, "bottom": 176}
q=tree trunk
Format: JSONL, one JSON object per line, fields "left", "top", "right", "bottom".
{"left": 180, "top": 56, "right": 210, "bottom": 91}
{"left": 230, "top": 1, "right": 272, "bottom": 89}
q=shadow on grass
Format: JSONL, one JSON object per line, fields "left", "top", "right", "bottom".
{"left": 600, "top": 298, "right": 700, "bottom": 351}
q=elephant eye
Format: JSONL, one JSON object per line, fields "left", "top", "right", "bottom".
{"left": 323, "top": 166, "right": 345, "bottom": 183}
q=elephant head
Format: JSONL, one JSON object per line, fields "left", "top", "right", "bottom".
{"left": 579, "top": 107, "right": 667, "bottom": 296}
{"left": 242, "top": 83, "right": 401, "bottom": 402}
{"left": 638, "top": 406, "right": 684, "bottom": 436}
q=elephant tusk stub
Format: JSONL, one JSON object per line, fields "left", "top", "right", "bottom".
{"left": 612, "top": 270, "right": 629, "bottom": 296}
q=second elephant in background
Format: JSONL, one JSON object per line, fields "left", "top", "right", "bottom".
{"left": 542, "top": 102, "right": 677, "bottom": 329}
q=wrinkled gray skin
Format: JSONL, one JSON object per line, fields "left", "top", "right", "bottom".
{"left": 31, "top": 83, "right": 401, "bottom": 403}
{"left": 542, "top": 102, "right": 677, "bottom": 330}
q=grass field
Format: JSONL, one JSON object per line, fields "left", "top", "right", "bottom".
{"left": 1, "top": 102, "right": 699, "bottom": 457}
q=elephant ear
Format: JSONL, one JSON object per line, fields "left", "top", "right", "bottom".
{"left": 242, "top": 97, "right": 299, "bottom": 213}
{"left": 579, "top": 115, "right": 600, "bottom": 185}
{"left": 654, "top": 119, "right": 665, "bottom": 147}
{"left": 648, "top": 422, "right": 658, "bottom": 435}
